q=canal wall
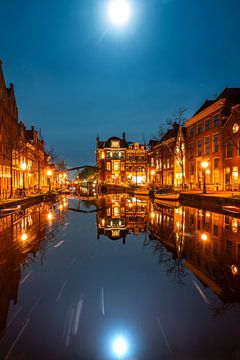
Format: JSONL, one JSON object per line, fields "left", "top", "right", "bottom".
{"left": 179, "top": 193, "right": 240, "bottom": 212}
{"left": 0, "top": 193, "right": 58, "bottom": 210}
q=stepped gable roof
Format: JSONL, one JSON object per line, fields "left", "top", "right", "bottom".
{"left": 99, "top": 136, "right": 128, "bottom": 149}
{"left": 193, "top": 88, "right": 240, "bottom": 116}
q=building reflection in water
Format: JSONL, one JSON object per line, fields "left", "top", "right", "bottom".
{"left": 97, "top": 193, "right": 240, "bottom": 307}
{"left": 97, "top": 194, "right": 149, "bottom": 243}
{"left": 148, "top": 200, "right": 240, "bottom": 306}
{"left": 0, "top": 197, "right": 68, "bottom": 340}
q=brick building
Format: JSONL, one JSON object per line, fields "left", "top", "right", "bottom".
{"left": 148, "top": 123, "right": 186, "bottom": 189}
{"left": 0, "top": 60, "right": 52, "bottom": 198}
{"left": 96, "top": 133, "right": 148, "bottom": 186}
{"left": 185, "top": 88, "right": 240, "bottom": 191}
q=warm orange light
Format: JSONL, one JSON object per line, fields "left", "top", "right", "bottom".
{"left": 47, "top": 212, "right": 53, "bottom": 221}
{"left": 21, "top": 233, "right": 28, "bottom": 241}
{"left": 201, "top": 233, "right": 208, "bottom": 241}
{"left": 20, "top": 162, "right": 27, "bottom": 171}
{"left": 47, "top": 169, "right": 53, "bottom": 176}
{"left": 151, "top": 170, "right": 155, "bottom": 176}
{"left": 201, "top": 161, "right": 208, "bottom": 169}
{"left": 231, "top": 265, "right": 238, "bottom": 275}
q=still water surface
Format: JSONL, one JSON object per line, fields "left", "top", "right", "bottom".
{"left": 0, "top": 194, "right": 240, "bottom": 360}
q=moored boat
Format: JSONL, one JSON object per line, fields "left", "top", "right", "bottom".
{"left": 0, "top": 205, "right": 21, "bottom": 217}
{"left": 222, "top": 205, "right": 240, "bottom": 215}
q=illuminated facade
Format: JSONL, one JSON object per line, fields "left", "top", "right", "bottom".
{"left": 148, "top": 124, "right": 186, "bottom": 189}
{"left": 96, "top": 133, "right": 148, "bottom": 186}
{"left": 0, "top": 60, "right": 52, "bottom": 198}
{"left": 185, "top": 88, "right": 240, "bottom": 191}
{"left": 97, "top": 194, "right": 149, "bottom": 241}
{"left": 126, "top": 142, "right": 148, "bottom": 186}
{"left": 148, "top": 203, "right": 240, "bottom": 303}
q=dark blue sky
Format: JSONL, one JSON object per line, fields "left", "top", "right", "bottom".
{"left": 0, "top": 0, "right": 240, "bottom": 166}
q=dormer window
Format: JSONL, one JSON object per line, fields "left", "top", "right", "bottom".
{"left": 111, "top": 140, "right": 120, "bottom": 148}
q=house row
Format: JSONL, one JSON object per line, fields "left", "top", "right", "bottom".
{"left": 96, "top": 88, "right": 240, "bottom": 192}
{"left": 0, "top": 60, "right": 56, "bottom": 198}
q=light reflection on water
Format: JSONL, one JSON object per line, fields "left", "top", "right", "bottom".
{"left": 0, "top": 194, "right": 240, "bottom": 359}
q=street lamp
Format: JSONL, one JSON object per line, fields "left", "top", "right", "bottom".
{"left": 151, "top": 169, "right": 155, "bottom": 186}
{"left": 47, "top": 169, "right": 53, "bottom": 192}
{"left": 201, "top": 161, "right": 208, "bottom": 194}
{"left": 20, "top": 162, "right": 27, "bottom": 197}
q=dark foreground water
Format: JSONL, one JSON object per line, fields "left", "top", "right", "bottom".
{"left": 0, "top": 194, "right": 240, "bottom": 360}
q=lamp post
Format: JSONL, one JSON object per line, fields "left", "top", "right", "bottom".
{"left": 20, "top": 162, "right": 27, "bottom": 197}
{"left": 151, "top": 170, "right": 155, "bottom": 187}
{"left": 201, "top": 161, "right": 208, "bottom": 194}
{"left": 47, "top": 169, "right": 53, "bottom": 192}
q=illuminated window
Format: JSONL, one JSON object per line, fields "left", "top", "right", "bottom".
{"left": 106, "top": 162, "right": 111, "bottom": 171}
{"left": 113, "top": 207, "right": 120, "bottom": 216}
{"left": 113, "top": 162, "right": 119, "bottom": 171}
{"left": 111, "top": 140, "right": 120, "bottom": 148}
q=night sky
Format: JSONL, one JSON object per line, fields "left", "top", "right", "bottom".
{"left": 0, "top": 0, "right": 240, "bottom": 166}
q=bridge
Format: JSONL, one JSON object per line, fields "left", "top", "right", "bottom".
{"left": 66, "top": 165, "right": 99, "bottom": 172}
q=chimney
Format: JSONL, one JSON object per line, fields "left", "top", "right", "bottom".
{"left": 122, "top": 132, "right": 126, "bottom": 141}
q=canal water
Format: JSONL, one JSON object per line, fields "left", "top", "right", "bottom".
{"left": 0, "top": 194, "right": 240, "bottom": 360}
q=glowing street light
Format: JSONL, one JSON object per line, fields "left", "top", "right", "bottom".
{"left": 21, "top": 233, "right": 28, "bottom": 241}
{"left": 201, "top": 161, "right": 208, "bottom": 194}
{"left": 108, "top": 0, "right": 131, "bottom": 26}
{"left": 201, "top": 233, "right": 208, "bottom": 241}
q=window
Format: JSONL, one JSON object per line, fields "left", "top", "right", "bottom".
{"left": 205, "top": 119, "right": 210, "bottom": 131}
{"left": 120, "top": 152, "right": 125, "bottom": 158}
{"left": 197, "top": 139, "right": 202, "bottom": 156}
{"left": 213, "top": 115, "right": 219, "bottom": 128}
{"left": 226, "top": 141, "right": 233, "bottom": 158}
{"left": 106, "top": 162, "right": 111, "bottom": 171}
{"left": 106, "top": 151, "right": 111, "bottom": 158}
{"left": 111, "top": 140, "right": 120, "bottom": 148}
{"left": 113, "top": 162, "right": 119, "bottom": 171}
{"left": 204, "top": 136, "right": 210, "bottom": 154}
{"left": 189, "top": 127, "right": 194, "bottom": 138}
{"left": 121, "top": 163, "right": 125, "bottom": 171}
{"left": 197, "top": 122, "right": 202, "bottom": 134}
{"left": 190, "top": 163, "right": 194, "bottom": 175}
{"left": 213, "top": 133, "right": 219, "bottom": 152}
{"left": 190, "top": 143, "right": 194, "bottom": 158}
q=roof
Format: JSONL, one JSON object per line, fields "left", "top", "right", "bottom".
{"left": 161, "top": 123, "right": 180, "bottom": 142}
{"left": 194, "top": 88, "right": 240, "bottom": 116}
{"left": 97, "top": 136, "right": 128, "bottom": 149}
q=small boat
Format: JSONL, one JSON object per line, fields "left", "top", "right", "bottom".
{"left": 0, "top": 205, "right": 21, "bottom": 217}
{"left": 222, "top": 205, "right": 240, "bottom": 215}
{"left": 133, "top": 188, "right": 149, "bottom": 196}
{"left": 154, "top": 199, "right": 180, "bottom": 209}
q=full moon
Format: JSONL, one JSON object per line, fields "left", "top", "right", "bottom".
{"left": 112, "top": 336, "right": 128, "bottom": 357}
{"left": 108, "top": 0, "right": 131, "bottom": 26}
